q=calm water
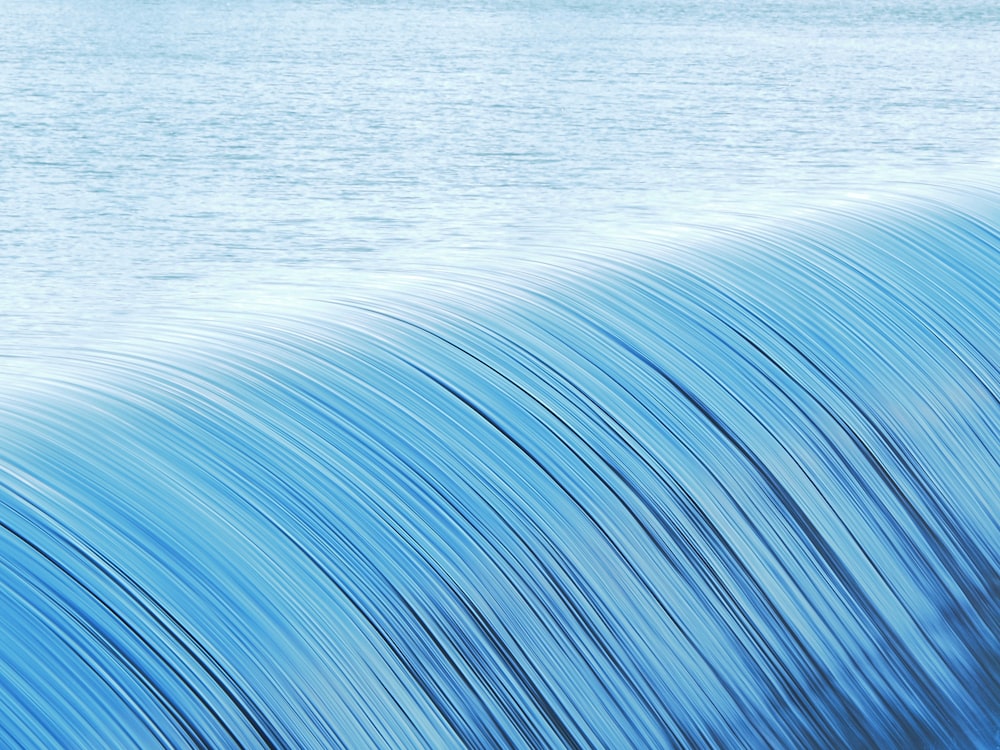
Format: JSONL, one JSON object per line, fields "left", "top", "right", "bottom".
{"left": 2, "top": 0, "right": 999, "bottom": 342}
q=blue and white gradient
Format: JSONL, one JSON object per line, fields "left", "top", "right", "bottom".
{"left": 2, "top": 187, "right": 998, "bottom": 747}
{"left": 3, "top": 1, "right": 1000, "bottom": 747}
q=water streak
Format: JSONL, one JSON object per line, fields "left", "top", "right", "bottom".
{"left": 1, "top": 187, "right": 999, "bottom": 748}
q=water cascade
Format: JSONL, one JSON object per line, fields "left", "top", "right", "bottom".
{"left": 1, "top": 187, "right": 998, "bottom": 748}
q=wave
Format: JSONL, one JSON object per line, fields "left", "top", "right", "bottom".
{"left": 1, "top": 186, "right": 998, "bottom": 748}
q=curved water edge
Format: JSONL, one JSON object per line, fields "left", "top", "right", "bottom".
{"left": 1, "top": 186, "right": 998, "bottom": 748}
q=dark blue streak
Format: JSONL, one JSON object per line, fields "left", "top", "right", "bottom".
{"left": 1, "top": 187, "right": 998, "bottom": 748}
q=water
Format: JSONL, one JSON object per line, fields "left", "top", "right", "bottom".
{"left": 2, "top": 0, "right": 1000, "bottom": 341}
{"left": 1, "top": 1, "right": 999, "bottom": 748}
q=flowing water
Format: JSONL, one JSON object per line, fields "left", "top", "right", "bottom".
{"left": 3, "top": 0, "right": 1000, "bottom": 341}
{"left": 1, "top": 1, "right": 999, "bottom": 748}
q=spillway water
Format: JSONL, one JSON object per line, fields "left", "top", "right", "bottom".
{"left": 1, "top": 186, "right": 998, "bottom": 748}
{"left": 4, "top": 1, "right": 1000, "bottom": 747}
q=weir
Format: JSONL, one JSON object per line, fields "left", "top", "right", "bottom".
{"left": 1, "top": 187, "right": 998, "bottom": 748}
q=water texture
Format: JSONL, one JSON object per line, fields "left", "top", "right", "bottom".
{"left": 3, "top": 0, "right": 1000, "bottom": 747}
{"left": 1, "top": 187, "right": 998, "bottom": 748}
{"left": 2, "top": 0, "right": 1000, "bottom": 340}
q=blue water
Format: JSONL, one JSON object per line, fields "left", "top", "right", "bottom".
{"left": 2, "top": 1, "right": 1000, "bottom": 748}
{"left": 3, "top": 0, "right": 1000, "bottom": 341}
